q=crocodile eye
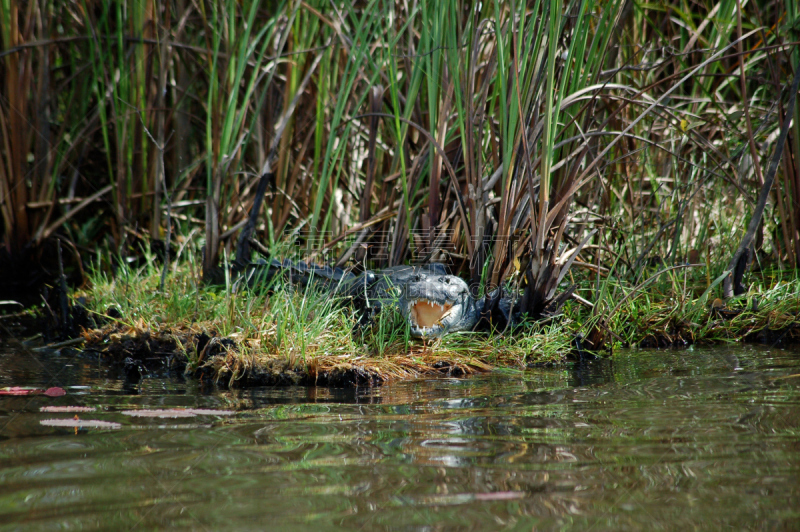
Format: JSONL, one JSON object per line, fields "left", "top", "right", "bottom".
{"left": 440, "top": 277, "right": 450, "bottom": 284}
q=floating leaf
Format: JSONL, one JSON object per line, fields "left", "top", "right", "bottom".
{"left": 40, "top": 419, "right": 121, "bottom": 429}
{"left": 185, "top": 409, "right": 236, "bottom": 416}
{"left": 40, "top": 406, "right": 96, "bottom": 413}
{"left": 121, "top": 409, "right": 195, "bottom": 418}
{"left": 0, "top": 386, "right": 67, "bottom": 397}
{"left": 473, "top": 491, "right": 526, "bottom": 501}
{"left": 0, "top": 387, "right": 35, "bottom": 396}
{"left": 120, "top": 408, "right": 236, "bottom": 418}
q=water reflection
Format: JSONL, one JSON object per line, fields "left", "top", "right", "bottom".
{"left": 1, "top": 344, "right": 798, "bottom": 530}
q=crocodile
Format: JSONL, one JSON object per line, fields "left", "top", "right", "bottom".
{"left": 233, "top": 258, "right": 541, "bottom": 338}
{"left": 220, "top": 173, "right": 576, "bottom": 338}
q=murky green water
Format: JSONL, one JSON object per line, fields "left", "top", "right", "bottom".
{"left": 1, "top": 344, "right": 798, "bottom": 530}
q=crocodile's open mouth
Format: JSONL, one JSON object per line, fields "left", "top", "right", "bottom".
{"left": 408, "top": 299, "right": 454, "bottom": 335}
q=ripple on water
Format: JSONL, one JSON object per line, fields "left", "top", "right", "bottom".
{"left": 0, "top": 344, "right": 798, "bottom": 530}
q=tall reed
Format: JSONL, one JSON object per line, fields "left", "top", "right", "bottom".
{"left": 0, "top": 0, "right": 797, "bottom": 317}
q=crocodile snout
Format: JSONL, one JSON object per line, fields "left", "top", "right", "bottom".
{"left": 401, "top": 274, "right": 476, "bottom": 338}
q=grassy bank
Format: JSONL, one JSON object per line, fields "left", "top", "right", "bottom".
{"left": 77, "top": 255, "right": 571, "bottom": 386}
{"left": 63, "top": 250, "right": 798, "bottom": 387}
{"left": 586, "top": 266, "right": 800, "bottom": 348}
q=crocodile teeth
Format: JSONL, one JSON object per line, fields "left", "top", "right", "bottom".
{"left": 408, "top": 299, "right": 454, "bottom": 328}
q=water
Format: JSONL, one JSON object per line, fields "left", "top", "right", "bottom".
{"left": 1, "top": 343, "right": 798, "bottom": 530}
